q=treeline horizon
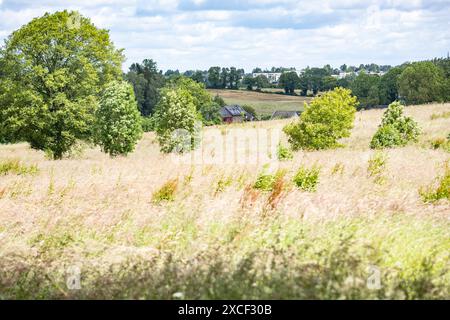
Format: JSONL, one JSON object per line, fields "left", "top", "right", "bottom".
{"left": 125, "top": 55, "right": 450, "bottom": 116}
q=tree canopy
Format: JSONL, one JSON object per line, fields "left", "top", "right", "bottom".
{"left": 0, "top": 10, "right": 124, "bottom": 158}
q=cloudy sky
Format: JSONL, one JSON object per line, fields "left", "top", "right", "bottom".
{"left": 0, "top": 0, "right": 449, "bottom": 72}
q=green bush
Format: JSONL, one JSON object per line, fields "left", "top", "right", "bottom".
{"left": 276, "top": 144, "right": 293, "bottom": 161}
{"left": 283, "top": 87, "right": 358, "bottom": 150}
{"left": 95, "top": 81, "right": 143, "bottom": 157}
{"left": 293, "top": 165, "right": 320, "bottom": 192}
{"left": 254, "top": 170, "right": 285, "bottom": 192}
{"left": 153, "top": 88, "right": 201, "bottom": 153}
{"left": 370, "top": 102, "right": 420, "bottom": 149}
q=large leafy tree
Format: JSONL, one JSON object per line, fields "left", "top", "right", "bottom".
{"left": 283, "top": 87, "right": 357, "bottom": 150}
{"left": 398, "top": 61, "right": 445, "bottom": 105}
{"left": 350, "top": 71, "right": 381, "bottom": 108}
{"left": 207, "top": 67, "right": 221, "bottom": 88}
{"left": 378, "top": 66, "right": 405, "bottom": 105}
{"left": 279, "top": 71, "right": 299, "bottom": 94}
{"left": 94, "top": 81, "right": 143, "bottom": 156}
{"left": 125, "top": 59, "right": 165, "bottom": 116}
{"left": 0, "top": 11, "right": 123, "bottom": 158}
{"left": 153, "top": 88, "right": 201, "bottom": 153}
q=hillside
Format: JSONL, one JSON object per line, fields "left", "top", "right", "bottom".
{"left": 0, "top": 103, "right": 449, "bottom": 299}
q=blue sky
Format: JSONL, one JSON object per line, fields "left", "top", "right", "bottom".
{"left": 0, "top": 0, "right": 449, "bottom": 72}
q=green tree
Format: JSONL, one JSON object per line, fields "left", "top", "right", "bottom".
{"left": 125, "top": 59, "right": 165, "bottom": 116}
{"left": 370, "top": 101, "right": 420, "bottom": 149}
{"left": 398, "top": 61, "right": 445, "bottom": 104}
{"left": 350, "top": 71, "right": 380, "bottom": 108}
{"left": 153, "top": 88, "right": 201, "bottom": 153}
{"left": 94, "top": 81, "right": 142, "bottom": 156}
{"left": 279, "top": 72, "right": 299, "bottom": 94}
{"left": 0, "top": 11, "right": 123, "bottom": 159}
{"left": 283, "top": 87, "right": 358, "bottom": 150}
{"left": 242, "top": 76, "right": 255, "bottom": 90}
{"left": 207, "top": 67, "right": 221, "bottom": 88}
{"left": 220, "top": 67, "right": 229, "bottom": 89}
{"left": 166, "top": 76, "right": 221, "bottom": 125}
{"left": 254, "top": 75, "right": 270, "bottom": 91}
{"left": 378, "top": 66, "right": 405, "bottom": 105}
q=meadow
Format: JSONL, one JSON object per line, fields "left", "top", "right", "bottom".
{"left": 0, "top": 103, "right": 449, "bottom": 299}
{"left": 207, "top": 89, "right": 311, "bottom": 117}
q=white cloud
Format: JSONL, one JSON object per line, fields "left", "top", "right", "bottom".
{"left": 0, "top": 0, "right": 449, "bottom": 71}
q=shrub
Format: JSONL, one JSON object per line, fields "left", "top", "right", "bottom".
{"left": 420, "top": 164, "right": 450, "bottom": 203}
{"left": 254, "top": 169, "right": 285, "bottom": 192}
{"left": 293, "top": 165, "right": 320, "bottom": 192}
{"left": 95, "top": 81, "right": 143, "bottom": 157}
{"left": 0, "top": 159, "right": 39, "bottom": 176}
{"left": 153, "top": 88, "right": 201, "bottom": 153}
{"left": 367, "top": 152, "right": 388, "bottom": 184}
{"left": 152, "top": 179, "right": 178, "bottom": 203}
{"left": 370, "top": 102, "right": 420, "bottom": 149}
{"left": 141, "top": 116, "right": 156, "bottom": 132}
{"left": 276, "top": 144, "right": 293, "bottom": 161}
{"left": 283, "top": 87, "right": 357, "bottom": 150}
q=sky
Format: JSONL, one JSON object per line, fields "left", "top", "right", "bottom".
{"left": 0, "top": 0, "right": 449, "bottom": 72}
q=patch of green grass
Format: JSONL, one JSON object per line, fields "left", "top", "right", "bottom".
{"left": 152, "top": 179, "right": 178, "bottom": 203}
{"left": 0, "top": 159, "right": 39, "bottom": 176}
{"left": 430, "top": 111, "right": 450, "bottom": 120}
{"left": 253, "top": 169, "right": 285, "bottom": 191}
{"left": 420, "top": 163, "right": 450, "bottom": 203}
{"left": 1, "top": 213, "right": 448, "bottom": 299}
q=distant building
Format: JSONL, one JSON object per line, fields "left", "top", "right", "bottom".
{"left": 271, "top": 110, "right": 301, "bottom": 120}
{"left": 220, "top": 105, "right": 253, "bottom": 123}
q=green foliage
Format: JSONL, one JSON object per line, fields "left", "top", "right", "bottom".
{"left": 152, "top": 179, "right": 178, "bottom": 203}
{"left": 125, "top": 59, "right": 165, "bottom": 116}
{"left": 213, "top": 95, "right": 226, "bottom": 107}
{"left": 141, "top": 116, "right": 155, "bottom": 132}
{"left": 0, "top": 11, "right": 123, "bottom": 159}
{"left": 166, "top": 76, "right": 221, "bottom": 125}
{"left": 276, "top": 144, "right": 293, "bottom": 161}
{"left": 398, "top": 62, "right": 445, "bottom": 105}
{"left": 278, "top": 72, "right": 299, "bottom": 94}
{"left": 153, "top": 88, "right": 201, "bottom": 153}
{"left": 253, "top": 169, "right": 285, "bottom": 192}
{"left": 378, "top": 66, "right": 405, "bottom": 105}
{"left": 420, "top": 164, "right": 450, "bottom": 203}
{"left": 283, "top": 87, "right": 358, "bottom": 150}
{"left": 94, "top": 81, "right": 143, "bottom": 156}
{"left": 293, "top": 165, "right": 320, "bottom": 192}
{"left": 0, "top": 159, "right": 39, "bottom": 176}
{"left": 370, "top": 102, "right": 420, "bottom": 149}
{"left": 350, "top": 71, "right": 380, "bottom": 108}
{"left": 367, "top": 152, "right": 388, "bottom": 184}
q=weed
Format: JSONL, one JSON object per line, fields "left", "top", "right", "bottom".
{"left": 293, "top": 165, "right": 320, "bottom": 192}
{"left": 152, "top": 179, "right": 178, "bottom": 203}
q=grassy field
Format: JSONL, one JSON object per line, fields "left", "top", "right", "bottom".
{"left": 0, "top": 103, "right": 449, "bottom": 299}
{"left": 208, "top": 89, "right": 311, "bottom": 117}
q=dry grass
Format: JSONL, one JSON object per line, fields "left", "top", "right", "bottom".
{"left": 0, "top": 103, "right": 449, "bottom": 299}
